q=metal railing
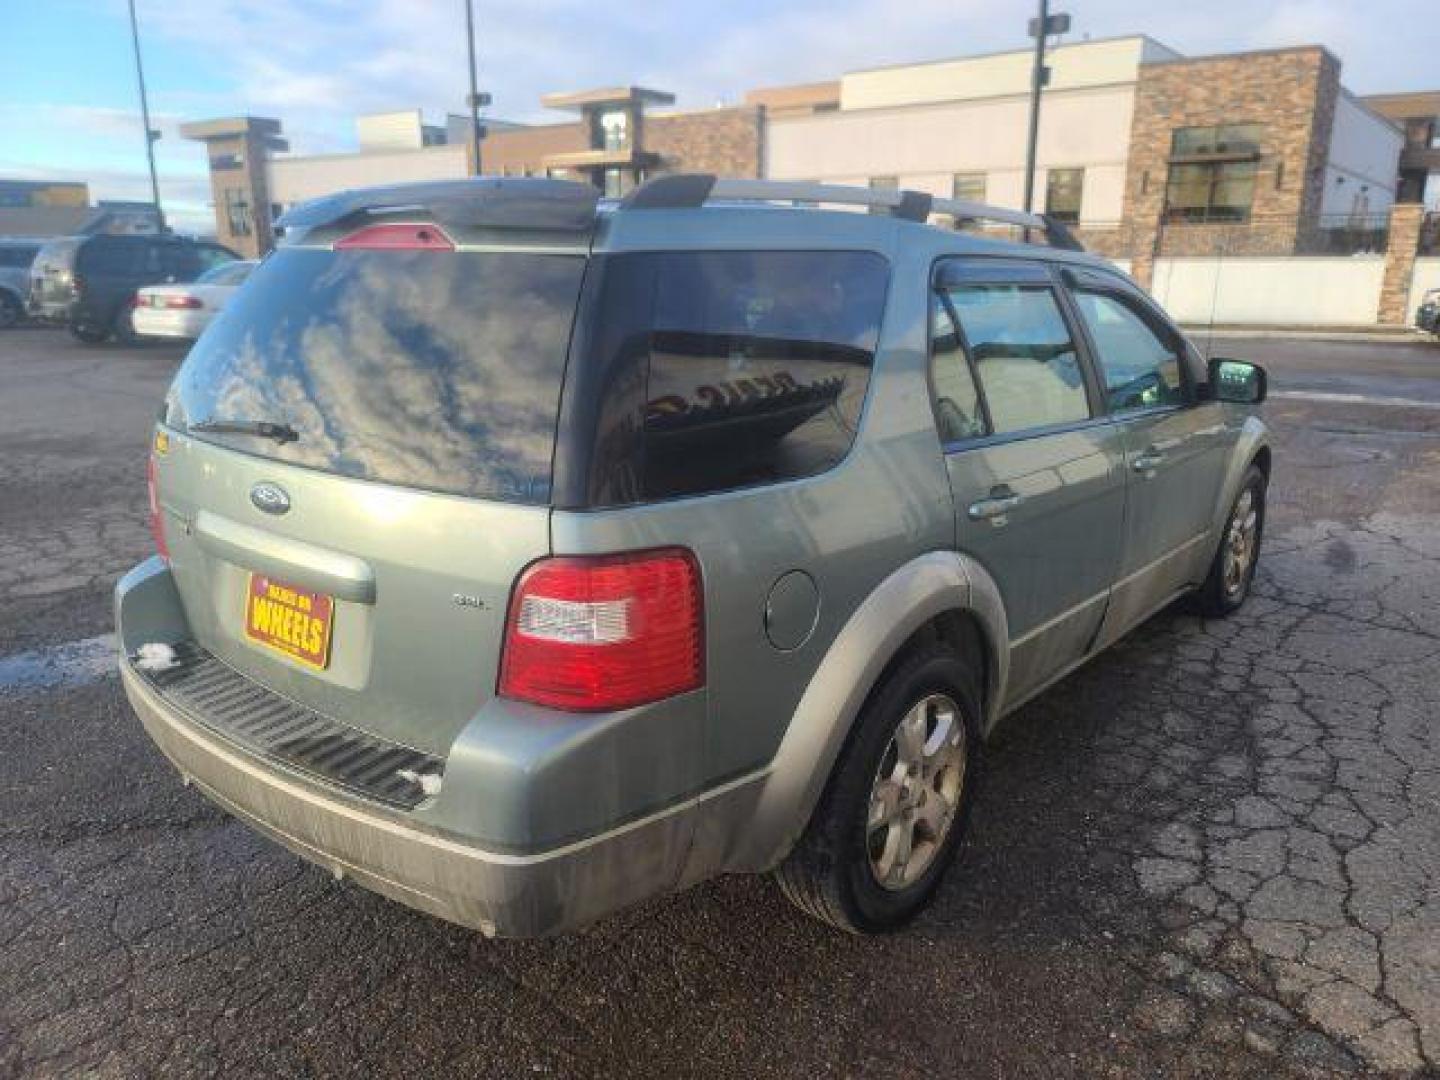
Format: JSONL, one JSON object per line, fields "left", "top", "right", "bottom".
{"left": 1072, "top": 211, "right": 1395, "bottom": 260}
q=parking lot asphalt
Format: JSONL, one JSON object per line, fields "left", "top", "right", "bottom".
{"left": 1, "top": 327, "right": 1439, "bottom": 1078}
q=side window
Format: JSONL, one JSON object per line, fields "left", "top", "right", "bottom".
{"left": 928, "top": 292, "right": 986, "bottom": 443}
{"left": 196, "top": 244, "right": 236, "bottom": 271}
{"left": 1071, "top": 290, "right": 1186, "bottom": 413}
{"left": 78, "top": 240, "right": 140, "bottom": 276}
{"left": 945, "top": 284, "right": 1090, "bottom": 434}
{"left": 162, "top": 244, "right": 200, "bottom": 279}
{"left": 640, "top": 250, "right": 890, "bottom": 501}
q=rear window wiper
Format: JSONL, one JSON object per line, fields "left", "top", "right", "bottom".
{"left": 189, "top": 418, "right": 299, "bottom": 444}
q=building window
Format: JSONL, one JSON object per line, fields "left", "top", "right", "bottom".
{"left": 1045, "top": 168, "right": 1084, "bottom": 224}
{"left": 952, "top": 172, "right": 986, "bottom": 203}
{"left": 223, "top": 188, "right": 252, "bottom": 236}
{"left": 1164, "top": 124, "right": 1262, "bottom": 222}
{"left": 598, "top": 109, "right": 630, "bottom": 152}
{"left": 603, "top": 168, "right": 631, "bottom": 198}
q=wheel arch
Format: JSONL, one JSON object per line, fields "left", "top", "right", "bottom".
{"left": 719, "top": 550, "right": 1009, "bottom": 874}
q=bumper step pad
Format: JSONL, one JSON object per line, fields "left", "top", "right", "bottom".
{"left": 133, "top": 642, "right": 442, "bottom": 810}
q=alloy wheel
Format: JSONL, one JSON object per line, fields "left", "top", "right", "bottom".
{"left": 866, "top": 693, "right": 968, "bottom": 891}
{"left": 1223, "top": 488, "right": 1259, "bottom": 599}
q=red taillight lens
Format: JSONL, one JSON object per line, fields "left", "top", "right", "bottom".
{"left": 130, "top": 293, "right": 142, "bottom": 308}
{"left": 334, "top": 223, "right": 455, "bottom": 251}
{"left": 498, "top": 549, "right": 704, "bottom": 712}
{"left": 164, "top": 295, "right": 203, "bottom": 309}
{"left": 146, "top": 454, "right": 170, "bottom": 561}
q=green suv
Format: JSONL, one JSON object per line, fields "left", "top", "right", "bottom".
{"left": 116, "top": 176, "right": 1269, "bottom": 936}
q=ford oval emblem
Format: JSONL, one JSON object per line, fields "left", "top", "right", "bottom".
{"left": 250, "top": 481, "right": 291, "bottom": 515}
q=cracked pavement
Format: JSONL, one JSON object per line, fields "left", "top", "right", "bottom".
{"left": 2, "top": 328, "right": 1440, "bottom": 1077}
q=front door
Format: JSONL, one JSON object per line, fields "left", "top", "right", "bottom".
{"left": 931, "top": 260, "right": 1128, "bottom": 707}
{"left": 1059, "top": 269, "right": 1230, "bottom": 648}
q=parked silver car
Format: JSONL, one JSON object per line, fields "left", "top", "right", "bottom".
{"left": 0, "top": 238, "right": 40, "bottom": 328}
{"left": 116, "top": 176, "right": 1269, "bottom": 937}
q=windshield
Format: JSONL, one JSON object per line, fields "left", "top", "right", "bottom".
{"left": 163, "top": 247, "right": 587, "bottom": 503}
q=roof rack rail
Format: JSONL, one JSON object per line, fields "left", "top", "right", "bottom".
{"left": 619, "top": 174, "right": 1084, "bottom": 251}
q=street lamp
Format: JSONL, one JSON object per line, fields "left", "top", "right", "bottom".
{"left": 463, "top": 0, "right": 490, "bottom": 175}
{"left": 126, "top": 0, "right": 166, "bottom": 232}
{"left": 1022, "top": 2, "right": 1070, "bottom": 217}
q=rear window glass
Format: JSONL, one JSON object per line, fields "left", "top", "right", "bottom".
{"left": 163, "top": 247, "right": 586, "bottom": 503}
{"left": 569, "top": 250, "right": 889, "bottom": 505}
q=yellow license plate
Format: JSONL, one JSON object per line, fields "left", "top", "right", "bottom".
{"left": 244, "top": 574, "right": 334, "bottom": 670}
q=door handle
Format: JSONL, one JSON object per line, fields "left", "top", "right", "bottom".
{"left": 967, "top": 491, "right": 1024, "bottom": 522}
{"left": 1132, "top": 449, "right": 1166, "bottom": 473}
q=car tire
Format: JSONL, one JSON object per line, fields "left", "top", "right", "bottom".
{"left": 1195, "top": 464, "right": 1266, "bottom": 618}
{"left": 112, "top": 306, "right": 139, "bottom": 346}
{"left": 0, "top": 291, "right": 21, "bottom": 329}
{"left": 69, "top": 319, "right": 110, "bottom": 344}
{"left": 775, "top": 641, "right": 982, "bottom": 934}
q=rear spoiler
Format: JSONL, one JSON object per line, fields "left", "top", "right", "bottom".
{"left": 276, "top": 177, "right": 600, "bottom": 235}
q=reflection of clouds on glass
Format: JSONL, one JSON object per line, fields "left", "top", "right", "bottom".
{"left": 174, "top": 250, "right": 584, "bottom": 501}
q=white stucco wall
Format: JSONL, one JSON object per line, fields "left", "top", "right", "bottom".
{"left": 1150, "top": 257, "right": 1386, "bottom": 326}
{"left": 765, "top": 84, "right": 1136, "bottom": 223}
{"left": 1319, "top": 93, "right": 1403, "bottom": 218}
{"left": 267, "top": 144, "right": 468, "bottom": 207}
{"left": 839, "top": 36, "right": 1175, "bottom": 111}
{"left": 1409, "top": 257, "right": 1440, "bottom": 320}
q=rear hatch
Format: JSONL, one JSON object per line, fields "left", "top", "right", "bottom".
{"left": 29, "top": 237, "right": 81, "bottom": 309}
{"left": 153, "top": 238, "right": 587, "bottom": 756}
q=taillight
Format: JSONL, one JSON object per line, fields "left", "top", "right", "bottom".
{"left": 130, "top": 293, "right": 142, "bottom": 308}
{"left": 164, "top": 296, "right": 203, "bottom": 309}
{"left": 146, "top": 453, "right": 170, "bottom": 562}
{"left": 498, "top": 549, "right": 703, "bottom": 712}
{"left": 334, "top": 222, "right": 455, "bottom": 251}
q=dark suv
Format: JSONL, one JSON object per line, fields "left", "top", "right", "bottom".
{"left": 29, "top": 233, "right": 238, "bottom": 344}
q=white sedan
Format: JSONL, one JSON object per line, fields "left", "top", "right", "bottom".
{"left": 132, "top": 260, "right": 257, "bottom": 340}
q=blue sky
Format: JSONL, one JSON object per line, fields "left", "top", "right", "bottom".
{"left": 4, "top": 0, "right": 1436, "bottom": 233}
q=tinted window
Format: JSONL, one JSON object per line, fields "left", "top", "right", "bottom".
{"left": 1072, "top": 290, "right": 1186, "bottom": 412}
{"left": 640, "top": 250, "right": 888, "bottom": 501}
{"left": 929, "top": 293, "right": 986, "bottom": 443}
{"left": 164, "top": 248, "right": 586, "bottom": 503}
{"left": 945, "top": 284, "right": 1090, "bottom": 434}
{"left": 77, "top": 239, "right": 143, "bottom": 275}
{"left": 0, "top": 246, "right": 38, "bottom": 269}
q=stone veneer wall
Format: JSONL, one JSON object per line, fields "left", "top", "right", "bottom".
{"left": 1379, "top": 204, "right": 1427, "bottom": 324}
{"left": 1121, "top": 47, "right": 1342, "bottom": 282}
{"left": 645, "top": 107, "right": 763, "bottom": 179}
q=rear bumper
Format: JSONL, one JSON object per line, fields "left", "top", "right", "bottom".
{"left": 133, "top": 307, "right": 208, "bottom": 339}
{"left": 115, "top": 556, "right": 762, "bottom": 936}
{"left": 121, "top": 660, "right": 707, "bottom": 936}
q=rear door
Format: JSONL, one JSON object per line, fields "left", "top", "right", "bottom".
{"left": 932, "top": 259, "right": 1128, "bottom": 706}
{"left": 1058, "top": 267, "right": 1229, "bottom": 647}
{"left": 154, "top": 240, "right": 588, "bottom": 755}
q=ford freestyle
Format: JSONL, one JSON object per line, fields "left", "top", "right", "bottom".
{"left": 116, "top": 176, "right": 1269, "bottom": 936}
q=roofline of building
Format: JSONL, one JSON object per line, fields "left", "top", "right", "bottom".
{"left": 1362, "top": 90, "right": 1440, "bottom": 115}
{"left": 1139, "top": 42, "right": 1338, "bottom": 69}
{"left": 768, "top": 78, "right": 1145, "bottom": 124}
{"left": 541, "top": 86, "right": 676, "bottom": 110}
{"left": 1337, "top": 87, "right": 1405, "bottom": 137}
{"left": 844, "top": 33, "right": 1177, "bottom": 79}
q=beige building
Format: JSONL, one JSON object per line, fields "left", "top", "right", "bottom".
{"left": 756, "top": 35, "right": 1403, "bottom": 246}
{"left": 183, "top": 36, "right": 1423, "bottom": 275}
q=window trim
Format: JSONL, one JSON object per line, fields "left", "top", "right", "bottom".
{"left": 1054, "top": 265, "right": 1197, "bottom": 417}
{"left": 928, "top": 256, "right": 1106, "bottom": 452}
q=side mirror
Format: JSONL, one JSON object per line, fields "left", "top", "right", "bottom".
{"left": 1207, "top": 357, "right": 1266, "bottom": 404}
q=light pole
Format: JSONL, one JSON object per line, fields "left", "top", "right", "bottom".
{"left": 126, "top": 0, "right": 166, "bottom": 232}
{"left": 463, "top": 0, "right": 490, "bottom": 175}
{"left": 1022, "top": 2, "right": 1070, "bottom": 216}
